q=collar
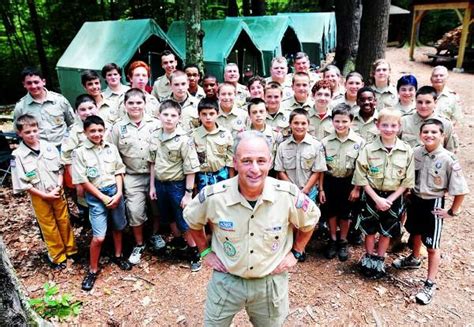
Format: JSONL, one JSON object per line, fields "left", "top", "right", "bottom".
{"left": 158, "top": 126, "right": 186, "bottom": 141}
{"left": 289, "top": 133, "right": 313, "bottom": 145}
{"left": 326, "top": 128, "right": 359, "bottom": 143}
{"left": 422, "top": 144, "right": 444, "bottom": 157}
{"left": 225, "top": 176, "right": 275, "bottom": 207}
{"left": 84, "top": 138, "right": 109, "bottom": 149}
{"left": 196, "top": 124, "right": 225, "bottom": 137}
{"left": 372, "top": 136, "right": 407, "bottom": 152}
{"left": 26, "top": 88, "right": 54, "bottom": 105}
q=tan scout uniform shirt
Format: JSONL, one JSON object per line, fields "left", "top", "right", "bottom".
{"left": 308, "top": 108, "right": 334, "bottom": 140}
{"left": 400, "top": 112, "right": 457, "bottom": 152}
{"left": 103, "top": 85, "right": 130, "bottom": 101}
{"left": 148, "top": 127, "right": 200, "bottom": 181}
{"left": 322, "top": 129, "right": 365, "bottom": 178}
{"left": 12, "top": 141, "right": 63, "bottom": 194}
{"left": 352, "top": 136, "right": 415, "bottom": 191}
{"left": 435, "top": 87, "right": 463, "bottom": 123}
{"left": 183, "top": 176, "right": 320, "bottom": 278}
{"left": 264, "top": 76, "right": 294, "bottom": 100}
{"left": 372, "top": 85, "right": 398, "bottom": 112}
{"left": 266, "top": 109, "right": 291, "bottom": 138}
{"left": 352, "top": 111, "right": 379, "bottom": 143}
{"left": 152, "top": 75, "right": 172, "bottom": 102}
{"left": 167, "top": 94, "right": 200, "bottom": 132}
{"left": 234, "top": 83, "right": 251, "bottom": 108}
{"left": 14, "top": 89, "right": 75, "bottom": 146}
{"left": 112, "top": 92, "right": 160, "bottom": 123}
{"left": 190, "top": 85, "right": 206, "bottom": 100}
{"left": 280, "top": 96, "right": 315, "bottom": 113}
{"left": 413, "top": 145, "right": 469, "bottom": 199}
{"left": 72, "top": 140, "right": 125, "bottom": 189}
{"left": 393, "top": 101, "right": 416, "bottom": 117}
{"left": 329, "top": 95, "right": 359, "bottom": 114}
{"left": 249, "top": 124, "right": 283, "bottom": 161}
{"left": 217, "top": 105, "right": 248, "bottom": 138}
{"left": 96, "top": 97, "right": 118, "bottom": 125}
{"left": 332, "top": 86, "right": 346, "bottom": 100}
{"left": 191, "top": 125, "right": 234, "bottom": 173}
{"left": 274, "top": 134, "right": 327, "bottom": 189}
{"left": 111, "top": 114, "right": 161, "bottom": 174}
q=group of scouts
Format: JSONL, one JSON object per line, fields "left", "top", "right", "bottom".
{"left": 10, "top": 50, "right": 468, "bottom": 305}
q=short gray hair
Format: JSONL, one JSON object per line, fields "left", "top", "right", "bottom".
{"left": 233, "top": 130, "right": 272, "bottom": 156}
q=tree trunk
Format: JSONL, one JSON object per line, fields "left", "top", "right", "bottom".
{"left": 185, "top": 0, "right": 204, "bottom": 72}
{"left": 251, "top": 0, "right": 265, "bottom": 16}
{"left": 227, "top": 0, "right": 239, "bottom": 16}
{"left": 0, "top": 237, "right": 47, "bottom": 326}
{"left": 355, "top": 0, "right": 390, "bottom": 81}
{"left": 334, "top": 0, "right": 361, "bottom": 74}
{"left": 27, "top": 0, "right": 51, "bottom": 83}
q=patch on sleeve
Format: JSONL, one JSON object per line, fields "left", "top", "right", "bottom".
{"left": 198, "top": 188, "right": 206, "bottom": 203}
{"left": 295, "top": 191, "right": 310, "bottom": 212}
{"left": 452, "top": 162, "right": 462, "bottom": 171}
{"left": 10, "top": 159, "right": 16, "bottom": 168}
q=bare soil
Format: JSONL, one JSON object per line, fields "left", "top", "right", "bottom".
{"left": 1, "top": 46, "right": 473, "bottom": 326}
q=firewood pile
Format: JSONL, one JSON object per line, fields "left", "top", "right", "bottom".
{"left": 435, "top": 25, "right": 462, "bottom": 51}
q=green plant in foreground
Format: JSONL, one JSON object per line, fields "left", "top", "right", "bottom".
{"left": 28, "top": 282, "right": 82, "bottom": 321}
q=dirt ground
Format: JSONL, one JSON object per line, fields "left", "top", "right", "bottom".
{"left": 1, "top": 46, "right": 473, "bottom": 326}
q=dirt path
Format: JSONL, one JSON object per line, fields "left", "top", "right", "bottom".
{"left": 1, "top": 46, "right": 473, "bottom": 326}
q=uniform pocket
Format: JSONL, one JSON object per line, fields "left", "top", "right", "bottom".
{"left": 282, "top": 150, "right": 296, "bottom": 169}
{"left": 301, "top": 153, "right": 315, "bottom": 170}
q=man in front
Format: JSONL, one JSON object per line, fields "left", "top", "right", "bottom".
{"left": 183, "top": 130, "right": 320, "bottom": 326}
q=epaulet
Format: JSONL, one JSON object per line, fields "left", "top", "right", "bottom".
{"left": 274, "top": 180, "right": 299, "bottom": 197}
{"left": 198, "top": 181, "right": 229, "bottom": 203}
{"left": 16, "top": 94, "right": 28, "bottom": 105}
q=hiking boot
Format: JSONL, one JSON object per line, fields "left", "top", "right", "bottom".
{"left": 325, "top": 239, "right": 338, "bottom": 259}
{"left": 111, "top": 255, "right": 132, "bottom": 271}
{"left": 149, "top": 234, "right": 166, "bottom": 251}
{"left": 190, "top": 259, "right": 202, "bottom": 272}
{"left": 348, "top": 228, "right": 363, "bottom": 245}
{"left": 372, "top": 255, "right": 386, "bottom": 279}
{"left": 167, "top": 237, "right": 188, "bottom": 251}
{"left": 81, "top": 271, "right": 98, "bottom": 291}
{"left": 416, "top": 280, "right": 436, "bottom": 305}
{"left": 128, "top": 245, "right": 146, "bottom": 265}
{"left": 392, "top": 254, "right": 422, "bottom": 270}
{"left": 359, "top": 253, "right": 375, "bottom": 277}
{"left": 337, "top": 239, "right": 349, "bottom": 262}
{"left": 298, "top": 251, "right": 307, "bottom": 262}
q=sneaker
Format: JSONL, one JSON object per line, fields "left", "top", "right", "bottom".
{"left": 392, "top": 254, "right": 422, "bottom": 269}
{"left": 298, "top": 251, "right": 307, "bottom": 262}
{"left": 372, "top": 255, "right": 386, "bottom": 279}
{"left": 81, "top": 271, "right": 97, "bottom": 291}
{"left": 325, "top": 239, "right": 338, "bottom": 259}
{"left": 150, "top": 234, "right": 166, "bottom": 250}
{"left": 337, "top": 240, "right": 349, "bottom": 262}
{"left": 128, "top": 245, "right": 146, "bottom": 265}
{"left": 111, "top": 255, "right": 132, "bottom": 271}
{"left": 416, "top": 280, "right": 436, "bottom": 305}
{"left": 190, "top": 259, "right": 202, "bottom": 272}
{"left": 50, "top": 261, "right": 67, "bottom": 270}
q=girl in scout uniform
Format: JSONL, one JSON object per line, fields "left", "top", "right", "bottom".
{"left": 247, "top": 76, "right": 265, "bottom": 100}
{"left": 191, "top": 98, "right": 234, "bottom": 191}
{"left": 394, "top": 75, "right": 418, "bottom": 117}
{"left": 329, "top": 71, "right": 364, "bottom": 114}
{"left": 216, "top": 83, "right": 248, "bottom": 138}
{"left": 352, "top": 109, "right": 415, "bottom": 279}
{"left": 309, "top": 80, "right": 335, "bottom": 140}
{"left": 148, "top": 100, "right": 202, "bottom": 272}
{"left": 12, "top": 114, "right": 77, "bottom": 270}
{"left": 319, "top": 104, "right": 365, "bottom": 261}
{"left": 274, "top": 108, "right": 327, "bottom": 203}
{"left": 368, "top": 59, "right": 398, "bottom": 111}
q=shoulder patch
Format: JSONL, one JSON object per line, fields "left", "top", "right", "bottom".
{"left": 295, "top": 191, "right": 310, "bottom": 212}
{"left": 452, "top": 162, "right": 462, "bottom": 171}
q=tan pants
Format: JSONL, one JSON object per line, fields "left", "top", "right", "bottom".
{"left": 30, "top": 192, "right": 77, "bottom": 263}
{"left": 204, "top": 271, "right": 289, "bottom": 327}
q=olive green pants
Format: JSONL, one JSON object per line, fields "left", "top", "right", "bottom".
{"left": 204, "top": 271, "right": 289, "bottom": 327}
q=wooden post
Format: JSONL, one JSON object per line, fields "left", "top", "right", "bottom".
{"left": 456, "top": 6, "right": 472, "bottom": 69}
{"left": 409, "top": 9, "right": 425, "bottom": 61}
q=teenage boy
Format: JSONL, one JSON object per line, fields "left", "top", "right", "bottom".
{"left": 12, "top": 114, "right": 77, "bottom": 269}
{"left": 392, "top": 119, "right": 468, "bottom": 305}
{"left": 191, "top": 98, "right": 234, "bottom": 191}
{"left": 265, "top": 56, "right": 293, "bottom": 100}
{"left": 152, "top": 50, "right": 178, "bottom": 101}
{"left": 184, "top": 64, "right": 206, "bottom": 99}
{"left": 202, "top": 74, "right": 219, "bottom": 101}
{"left": 308, "top": 80, "right": 334, "bottom": 140}
{"left": 111, "top": 88, "right": 164, "bottom": 264}
{"left": 216, "top": 83, "right": 248, "bottom": 137}
{"left": 400, "top": 86, "right": 457, "bottom": 152}
{"left": 280, "top": 72, "right": 315, "bottom": 112}
{"left": 14, "top": 67, "right": 75, "bottom": 148}
{"left": 223, "top": 63, "right": 250, "bottom": 108}
{"left": 264, "top": 82, "right": 291, "bottom": 138}
{"left": 101, "top": 63, "right": 130, "bottom": 101}
{"left": 80, "top": 70, "right": 115, "bottom": 123}
{"left": 353, "top": 87, "right": 379, "bottom": 143}
{"left": 352, "top": 109, "right": 415, "bottom": 279}
{"left": 148, "top": 100, "right": 202, "bottom": 272}
{"left": 72, "top": 115, "right": 132, "bottom": 291}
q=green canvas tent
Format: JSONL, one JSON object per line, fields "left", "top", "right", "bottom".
{"left": 278, "top": 12, "right": 337, "bottom": 67}
{"left": 226, "top": 16, "right": 302, "bottom": 76}
{"left": 56, "top": 19, "right": 182, "bottom": 104}
{"left": 167, "top": 19, "right": 264, "bottom": 82}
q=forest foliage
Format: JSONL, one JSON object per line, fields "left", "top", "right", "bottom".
{"left": 0, "top": 0, "right": 461, "bottom": 105}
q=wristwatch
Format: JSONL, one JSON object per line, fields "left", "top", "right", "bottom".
{"left": 185, "top": 188, "right": 193, "bottom": 193}
{"left": 447, "top": 208, "right": 459, "bottom": 217}
{"left": 291, "top": 248, "right": 304, "bottom": 260}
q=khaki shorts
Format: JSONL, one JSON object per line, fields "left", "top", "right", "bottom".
{"left": 123, "top": 174, "right": 159, "bottom": 226}
{"left": 204, "top": 271, "right": 289, "bottom": 327}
